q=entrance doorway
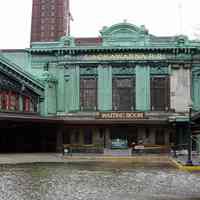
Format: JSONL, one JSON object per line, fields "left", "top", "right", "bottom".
{"left": 110, "top": 127, "right": 137, "bottom": 148}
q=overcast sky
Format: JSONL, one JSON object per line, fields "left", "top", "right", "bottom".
{"left": 0, "top": 0, "right": 200, "bottom": 49}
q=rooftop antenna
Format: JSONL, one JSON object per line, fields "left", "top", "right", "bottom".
{"left": 67, "top": 0, "right": 74, "bottom": 36}
{"left": 178, "top": 2, "right": 183, "bottom": 35}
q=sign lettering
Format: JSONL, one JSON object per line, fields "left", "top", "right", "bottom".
{"left": 80, "top": 53, "right": 166, "bottom": 61}
{"left": 96, "top": 112, "right": 145, "bottom": 120}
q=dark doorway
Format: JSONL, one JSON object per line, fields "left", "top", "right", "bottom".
{"left": 0, "top": 123, "right": 57, "bottom": 153}
{"left": 155, "top": 129, "right": 165, "bottom": 145}
{"left": 84, "top": 128, "right": 93, "bottom": 144}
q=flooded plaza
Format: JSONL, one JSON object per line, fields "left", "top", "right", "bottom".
{"left": 0, "top": 162, "right": 199, "bottom": 200}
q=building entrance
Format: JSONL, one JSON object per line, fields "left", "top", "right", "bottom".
{"left": 110, "top": 127, "right": 137, "bottom": 148}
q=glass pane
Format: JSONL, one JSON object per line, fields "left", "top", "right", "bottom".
{"left": 151, "top": 77, "right": 169, "bottom": 111}
{"left": 80, "top": 78, "right": 97, "bottom": 110}
{"left": 112, "top": 78, "right": 135, "bottom": 111}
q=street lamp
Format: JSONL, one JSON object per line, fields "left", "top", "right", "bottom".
{"left": 186, "top": 100, "right": 193, "bottom": 166}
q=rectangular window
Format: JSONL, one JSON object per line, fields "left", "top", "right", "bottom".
{"left": 80, "top": 78, "right": 97, "bottom": 111}
{"left": 150, "top": 77, "right": 170, "bottom": 111}
{"left": 112, "top": 77, "right": 135, "bottom": 111}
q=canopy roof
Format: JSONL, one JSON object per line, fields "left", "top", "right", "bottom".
{"left": 0, "top": 53, "right": 44, "bottom": 96}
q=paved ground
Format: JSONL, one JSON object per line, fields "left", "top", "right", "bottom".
{"left": 0, "top": 153, "right": 172, "bottom": 165}
{"left": 0, "top": 153, "right": 64, "bottom": 164}
{"left": 0, "top": 161, "right": 199, "bottom": 200}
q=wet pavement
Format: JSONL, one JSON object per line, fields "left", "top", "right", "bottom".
{"left": 0, "top": 162, "right": 199, "bottom": 200}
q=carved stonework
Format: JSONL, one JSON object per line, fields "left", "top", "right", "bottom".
{"left": 150, "top": 64, "right": 169, "bottom": 75}
{"left": 80, "top": 67, "right": 97, "bottom": 76}
{"left": 41, "top": 71, "right": 58, "bottom": 83}
{"left": 100, "top": 22, "right": 149, "bottom": 47}
{"left": 112, "top": 67, "right": 135, "bottom": 75}
{"left": 192, "top": 66, "right": 200, "bottom": 79}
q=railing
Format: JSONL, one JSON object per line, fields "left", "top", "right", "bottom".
{"left": 171, "top": 143, "right": 188, "bottom": 158}
{"left": 63, "top": 144, "right": 104, "bottom": 155}
{"left": 63, "top": 144, "right": 171, "bottom": 156}
{"left": 131, "top": 144, "right": 171, "bottom": 154}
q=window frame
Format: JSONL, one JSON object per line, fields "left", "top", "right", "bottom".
{"left": 112, "top": 76, "right": 135, "bottom": 111}
{"left": 80, "top": 76, "right": 98, "bottom": 111}
{"left": 150, "top": 75, "right": 170, "bottom": 111}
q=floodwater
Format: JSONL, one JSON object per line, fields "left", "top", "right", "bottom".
{"left": 0, "top": 162, "right": 199, "bottom": 200}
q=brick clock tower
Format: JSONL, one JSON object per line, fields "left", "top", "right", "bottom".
{"left": 31, "top": 0, "right": 70, "bottom": 42}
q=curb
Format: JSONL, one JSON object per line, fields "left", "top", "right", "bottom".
{"left": 170, "top": 158, "right": 200, "bottom": 171}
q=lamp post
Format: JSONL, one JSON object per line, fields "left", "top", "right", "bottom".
{"left": 186, "top": 101, "right": 193, "bottom": 166}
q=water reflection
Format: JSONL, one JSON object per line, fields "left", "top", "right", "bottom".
{"left": 0, "top": 162, "right": 199, "bottom": 200}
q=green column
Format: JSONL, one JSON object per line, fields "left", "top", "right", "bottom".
{"left": 57, "top": 66, "right": 65, "bottom": 112}
{"left": 196, "top": 134, "right": 200, "bottom": 153}
{"left": 43, "top": 83, "right": 48, "bottom": 116}
{"left": 39, "top": 97, "right": 45, "bottom": 116}
{"left": 136, "top": 65, "right": 150, "bottom": 111}
{"left": 192, "top": 78, "right": 200, "bottom": 111}
{"left": 19, "top": 95, "right": 23, "bottom": 112}
{"left": 98, "top": 65, "right": 112, "bottom": 111}
{"left": 68, "top": 65, "right": 80, "bottom": 112}
{"left": 64, "top": 77, "right": 70, "bottom": 113}
{"left": 47, "top": 82, "right": 57, "bottom": 115}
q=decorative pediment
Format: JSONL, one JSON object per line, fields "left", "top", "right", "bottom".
{"left": 100, "top": 22, "right": 150, "bottom": 47}
{"left": 59, "top": 36, "right": 75, "bottom": 47}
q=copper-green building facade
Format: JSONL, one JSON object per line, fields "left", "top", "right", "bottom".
{"left": 1, "top": 22, "right": 200, "bottom": 153}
